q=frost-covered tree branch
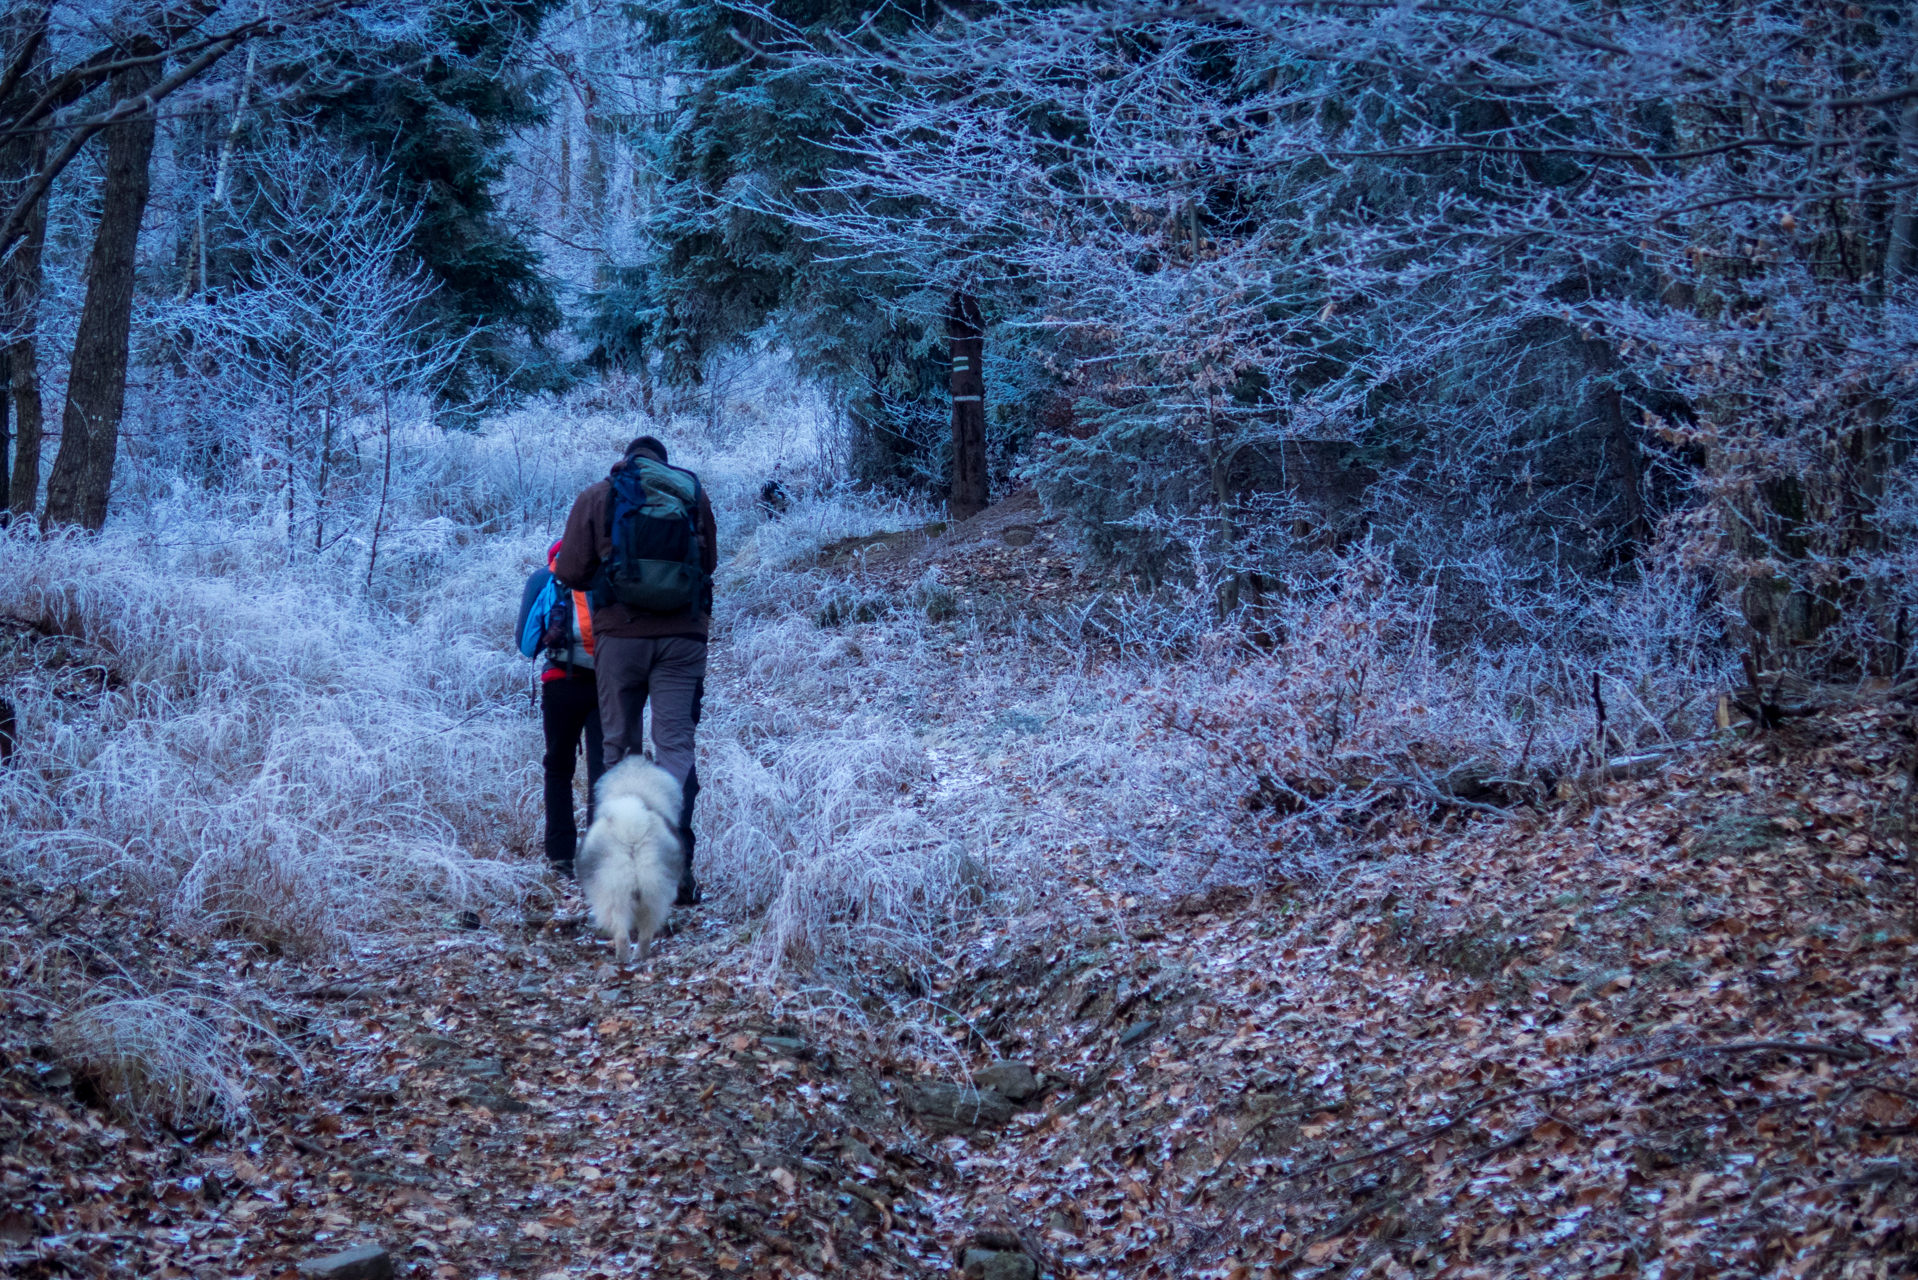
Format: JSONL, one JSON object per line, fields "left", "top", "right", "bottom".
{"left": 161, "top": 138, "right": 468, "bottom": 554}
{"left": 723, "top": 0, "right": 1917, "bottom": 667}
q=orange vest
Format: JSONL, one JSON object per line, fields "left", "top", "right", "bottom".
{"left": 548, "top": 555, "right": 596, "bottom": 660}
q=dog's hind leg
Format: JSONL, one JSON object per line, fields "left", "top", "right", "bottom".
{"left": 612, "top": 924, "right": 631, "bottom": 966}
{"left": 633, "top": 893, "right": 668, "bottom": 966}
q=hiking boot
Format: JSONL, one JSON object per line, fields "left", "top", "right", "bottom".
{"left": 550, "top": 859, "right": 576, "bottom": 881}
{"left": 675, "top": 875, "right": 703, "bottom": 907}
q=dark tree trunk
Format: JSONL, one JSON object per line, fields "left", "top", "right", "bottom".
{"left": 1, "top": 10, "right": 47, "bottom": 524}
{"left": 42, "top": 56, "right": 158, "bottom": 531}
{"left": 3, "top": 189, "right": 45, "bottom": 522}
{"left": 947, "top": 291, "right": 988, "bottom": 520}
{"left": 1, "top": 348, "right": 9, "bottom": 523}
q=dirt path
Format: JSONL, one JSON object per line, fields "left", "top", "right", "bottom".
{"left": 6, "top": 706, "right": 1917, "bottom": 1280}
{"left": 3, "top": 896, "right": 992, "bottom": 1278}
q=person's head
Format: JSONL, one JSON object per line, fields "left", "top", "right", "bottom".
{"left": 625, "top": 436, "right": 668, "bottom": 463}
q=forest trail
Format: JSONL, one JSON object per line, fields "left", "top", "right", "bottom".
{"left": 4, "top": 494, "right": 1916, "bottom": 1280}
{"left": 8, "top": 691, "right": 1914, "bottom": 1280}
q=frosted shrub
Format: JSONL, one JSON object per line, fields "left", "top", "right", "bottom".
{"left": 700, "top": 525, "right": 989, "bottom": 988}
{"left": 0, "top": 527, "right": 539, "bottom": 953}
{"left": 52, "top": 995, "right": 254, "bottom": 1131}
{"left": 702, "top": 730, "right": 962, "bottom": 978}
{"left": 1145, "top": 551, "right": 1728, "bottom": 861}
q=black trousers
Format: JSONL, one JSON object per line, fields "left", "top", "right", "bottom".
{"left": 541, "top": 673, "right": 605, "bottom": 865}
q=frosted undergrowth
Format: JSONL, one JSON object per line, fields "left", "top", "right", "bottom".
{"left": 3, "top": 359, "right": 1732, "bottom": 1062}
{"left": 1, "top": 380, "right": 827, "bottom": 959}
{"left": 698, "top": 503, "right": 1733, "bottom": 1001}
{"left": 0, "top": 520, "right": 545, "bottom": 951}
{"left": 50, "top": 995, "right": 259, "bottom": 1131}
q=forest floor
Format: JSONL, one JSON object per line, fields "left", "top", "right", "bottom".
{"left": 4, "top": 494, "right": 1917, "bottom": 1280}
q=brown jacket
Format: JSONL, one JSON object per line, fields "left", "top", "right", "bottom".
{"left": 555, "top": 453, "right": 718, "bottom": 641}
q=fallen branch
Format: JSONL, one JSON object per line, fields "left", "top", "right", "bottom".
{"left": 287, "top": 959, "right": 414, "bottom": 999}
{"left": 1183, "top": 1100, "right": 1337, "bottom": 1204}
{"left": 1375, "top": 774, "right": 1516, "bottom": 818}
{"left": 1858, "top": 1080, "right": 1918, "bottom": 1104}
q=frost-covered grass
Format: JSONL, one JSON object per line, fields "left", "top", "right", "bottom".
{"left": 51, "top": 993, "right": 260, "bottom": 1131}
{"left": 0, "top": 521, "right": 544, "bottom": 952}
{"left": 1, "top": 367, "right": 860, "bottom": 1123}
{"left": 3, "top": 359, "right": 1733, "bottom": 1114}
{"left": 699, "top": 501, "right": 1732, "bottom": 986}
{"left": 5, "top": 375, "right": 839, "bottom": 957}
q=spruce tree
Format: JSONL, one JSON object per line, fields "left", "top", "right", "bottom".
{"left": 591, "top": 0, "right": 949, "bottom": 488}
{"left": 301, "top": 0, "right": 563, "bottom": 401}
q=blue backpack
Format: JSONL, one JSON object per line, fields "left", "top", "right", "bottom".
{"left": 517, "top": 568, "right": 560, "bottom": 658}
{"left": 517, "top": 568, "right": 596, "bottom": 669}
{"left": 594, "top": 456, "right": 708, "bottom": 614}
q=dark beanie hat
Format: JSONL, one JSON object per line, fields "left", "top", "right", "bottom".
{"left": 625, "top": 435, "right": 668, "bottom": 462}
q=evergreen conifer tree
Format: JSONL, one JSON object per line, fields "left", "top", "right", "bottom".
{"left": 302, "top": 0, "right": 563, "bottom": 401}
{"left": 589, "top": 0, "right": 950, "bottom": 487}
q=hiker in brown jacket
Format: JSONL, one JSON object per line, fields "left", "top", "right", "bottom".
{"left": 555, "top": 436, "right": 718, "bottom": 904}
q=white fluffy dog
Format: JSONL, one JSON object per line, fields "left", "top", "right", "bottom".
{"left": 576, "top": 756, "right": 684, "bottom": 964}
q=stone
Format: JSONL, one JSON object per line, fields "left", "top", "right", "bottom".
{"left": 297, "top": 1243, "right": 393, "bottom": 1280}
{"left": 971, "top": 1229, "right": 1023, "bottom": 1251}
{"left": 973, "top": 1060, "right": 1040, "bottom": 1102}
{"left": 760, "top": 1034, "right": 809, "bottom": 1057}
{"left": 1001, "top": 525, "right": 1036, "bottom": 547}
{"left": 962, "top": 1247, "right": 1037, "bottom": 1280}
{"left": 1117, "top": 1018, "right": 1158, "bottom": 1048}
{"left": 902, "top": 1080, "right": 1017, "bottom": 1132}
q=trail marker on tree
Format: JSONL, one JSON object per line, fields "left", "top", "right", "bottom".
{"left": 948, "top": 291, "right": 987, "bottom": 520}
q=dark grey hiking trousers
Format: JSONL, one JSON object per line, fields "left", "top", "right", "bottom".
{"left": 594, "top": 635, "right": 707, "bottom": 783}
{"left": 595, "top": 636, "right": 707, "bottom": 885}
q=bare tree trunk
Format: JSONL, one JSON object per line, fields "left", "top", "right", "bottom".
{"left": 366, "top": 387, "right": 396, "bottom": 591}
{"left": 1208, "top": 414, "right": 1241, "bottom": 616}
{"left": 4, "top": 325, "right": 44, "bottom": 522}
{"left": 580, "top": 81, "right": 606, "bottom": 247}
{"left": 2, "top": 198, "right": 46, "bottom": 521}
{"left": 180, "top": 33, "right": 259, "bottom": 299}
{"left": 42, "top": 57, "right": 158, "bottom": 531}
{"left": 557, "top": 107, "right": 572, "bottom": 224}
{"left": 1, "top": 19, "right": 47, "bottom": 523}
{"left": 314, "top": 391, "right": 335, "bottom": 551}
{"left": 285, "top": 407, "right": 296, "bottom": 546}
{"left": 947, "top": 291, "right": 988, "bottom": 520}
{"left": 1885, "top": 84, "right": 1918, "bottom": 284}
{"left": 1, "top": 349, "right": 9, "bottom": 521}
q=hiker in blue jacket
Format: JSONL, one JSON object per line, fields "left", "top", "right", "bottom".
{"left": 517, "top": 538, "right": 604, "bottom": 879}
